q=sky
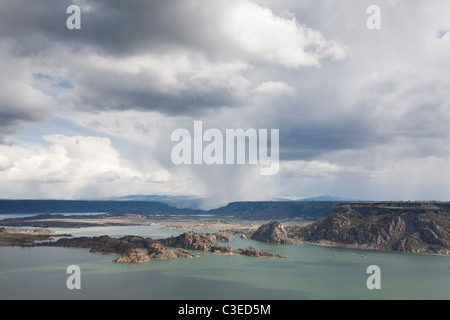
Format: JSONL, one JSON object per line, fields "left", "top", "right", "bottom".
{"left": 0, "top": 0, "right": 450, "bottom": 208}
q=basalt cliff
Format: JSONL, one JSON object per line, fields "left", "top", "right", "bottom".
{"left": 250, "top": 221, "right": 301, "bottom": 244}
{"left": 286, "top": 202, "right": 450, "bottom": 255}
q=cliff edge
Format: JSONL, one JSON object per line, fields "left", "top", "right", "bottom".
{"left": 250, "top": 221, "right": 301, "bottom": 244}
{"left": 287, "top": 202, "right": 450, "bottom": 255}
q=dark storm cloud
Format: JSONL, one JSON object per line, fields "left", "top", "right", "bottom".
{"left": 0, "top": 0, "right": 246, "bottom": 134}
{"left": 0, "top": 0, "right": 234, "bottom": 57}
{"left": 0, "top": 0, "right": 350, "bottom": 119}
{"left": 0, "top": 52, "right": 57, "bottom": 138}
{"left": 279, "top": 119, "right": 391, "bottom": 161}
{"left": 1, "top": 0, "right": 450, "bottom": 203}
{"left": 0, "top": 0, "right": 363, "bottom": 163}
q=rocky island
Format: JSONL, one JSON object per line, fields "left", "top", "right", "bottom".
{"left": 2, "top": 201, "right": 449, "bottom": 259}
{"left": 160, "top": 232, "right": 287, "bottom": 258}
{"left": 40, "top": 235, "right": 199, "bottom": 263}
{"left": 34, "top": 230, "right": 288, "bottom": 263}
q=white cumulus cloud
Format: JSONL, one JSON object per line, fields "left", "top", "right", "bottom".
{"left": 221, "top": 0, "right": 348, "bottom": 68}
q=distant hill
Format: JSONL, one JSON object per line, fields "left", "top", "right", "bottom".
{"left": 296, "top": 195, "right": 358, "bottom": 202}
{"left": 114, "top": 195, "right": 206, "bottom": 210}
{"left": 0, "top": 198, "right": 345, "bottom": 221}
{"left": 209, "top": 201, "right": 338, "bottom": 220}
{"left": 114, "top": 194, "right": 356, "bottom": 210}
{"left": 0, "top": 200, "right": 203, "bottom": 216}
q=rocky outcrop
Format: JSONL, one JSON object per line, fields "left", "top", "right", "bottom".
{"left": 40, "top": 235, "right": 199, "bottom": 263}
{"left": 223, "top": 228, "right": 255, "bottom": 239}
{"left": 145, "top": 242, "right": 177, "bottom": 260}
{"left": 287, "top": 202, "right": 450, "bottom": 255}
{"left": 114, "top": 248, "right": 151, "bottom": 263}
{"left": 113, "top": 244, "right": 198, "bottom": 263}
{"left": 214, "top": 232, "right": 236, "bottom": 242}
{"left": 250, "top": 221, "right": 301, "bottom": 244}
{"left": 237, "top": 248, "right": 287, "bottom": 258}
{"left": 160, "top": 232, "right": 217, "bottom": 250}
{"left": 39, "top": 231, "right": 287, "bottom": 262}
{"left": 160, "top": 232, "right": 288, "bottom": 258}
{"left": 210, "top": 245, "right": 236, "bottom": 255}
{"left": 175, "top": 248, "right": 200, "bottom": 258}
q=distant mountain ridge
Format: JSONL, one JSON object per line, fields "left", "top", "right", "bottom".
{"left": 4, "top": 198, "right": 449, "bottom": 228}
{"left": 0, "top": 195, "right": 351, "bottom": 220}
{"left": 269, "top": 195, "right": 358, "bottom": 202}
{"left": 296, "top": 195, "right": 358, "bottom": 202}
{"left": 209, "top": 201, "right": 338, "bottom": 220}
{"left": 0, "top": 200, "right": 202, "bottom": 215}
{"left": 113, "top": 194, "right": 355, "bottom": 209}
{"left": 0, "top": 199, "right": 339, "bottom": 221}
{"left": 114, "top": 195, "right": 206, "bottom": 210}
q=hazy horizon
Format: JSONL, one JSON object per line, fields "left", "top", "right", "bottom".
{"left": 1, "top": 194, "right": 449, "bottom": 212}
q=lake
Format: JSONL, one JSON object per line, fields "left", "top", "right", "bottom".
{"left": 0, "top": 223, "right": 449, "bottom": 300}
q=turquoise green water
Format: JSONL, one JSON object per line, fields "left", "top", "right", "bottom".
{"left": 0, "top": 225, "right": 449, "bottom": 300}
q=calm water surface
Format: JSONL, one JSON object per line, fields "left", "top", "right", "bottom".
{"left": 0, "top": 223, "right": 449, "bottom": 300}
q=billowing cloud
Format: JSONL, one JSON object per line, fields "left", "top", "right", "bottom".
{"left": 0, "top": 154, "right": 13, "bottom": 172}
{"left": 219, "top": 0, "right": 348, "bottom": 68}
{"left": 0, "top": 0, "right": 450, "bottom": 205}
{"left": 0, "top": 135, "right": 174, "bottom": 198}
{"left": 0, "top": 0, "right": 349, "bottom": 124}
{"left": 0, "top": 52, "right": 57, "bottom": 137}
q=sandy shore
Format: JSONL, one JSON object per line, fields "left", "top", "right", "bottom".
{"left": 154, "top": 216, "right": 263, "bottom": 231}
{"left": 0, "top": 213, "right": 294, "bottom": 230}
{"left": 0, "top": 213, "right": 153, "bottom": 228}
{"left": 0, "top": 228, "right": 70, "bottom": 246}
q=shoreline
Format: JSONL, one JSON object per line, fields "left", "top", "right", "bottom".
{"left": 1, "top": 214, "right": 448, "bottom": 257}
{"left": 0, "top": 227, "right": 71, "bottom": 246}
{"left": 0, "top": 213, "right": 296, "bottom": 231}
{"left": 302, "top": 240, "right": 450, "bottom": 257}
